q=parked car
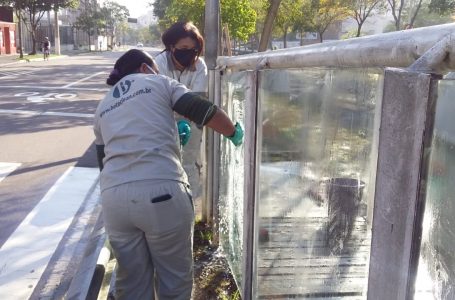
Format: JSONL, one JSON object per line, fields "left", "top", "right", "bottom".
{"left": 136, "top": 42, "right": 144, "bottom": 48}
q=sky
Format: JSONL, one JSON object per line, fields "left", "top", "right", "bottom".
{"left": 108, "top": 0, "right": 154, "bottom": 18}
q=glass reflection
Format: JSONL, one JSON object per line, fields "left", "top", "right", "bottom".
{"left": 415, "top": 79, "right": 455, "bottom": 300}
{"left": 218, "top": 71, "right": 247, "bottom": 292}
{"left": 256, "top": 68, "right": 382, "bottom": 298}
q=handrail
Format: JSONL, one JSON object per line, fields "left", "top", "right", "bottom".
{"left": 217, "top": 23, "right": 455, "bottom": 72}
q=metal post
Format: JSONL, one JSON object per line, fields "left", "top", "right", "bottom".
{"left": 367, "top": 68, "right": 432, "bottom": 299}
{"left": 202, "top": 0, "right": 220, "bottom": 223}
{"left": 241, "top": 71, "right": 259, "bottom": 300}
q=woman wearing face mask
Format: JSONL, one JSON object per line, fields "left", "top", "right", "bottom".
{"left": 154, "top": 21, "right": 207, "bottom": 93}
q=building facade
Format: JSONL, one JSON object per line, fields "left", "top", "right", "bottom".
{"left": 0, "top": 7, "right": 17, "bottom": 55}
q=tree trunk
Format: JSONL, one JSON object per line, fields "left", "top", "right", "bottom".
{"left": 258, "top": 0, "right": 282, "bottom": 52}
{"left": 283, "top": 26, "right": 287, "bottom": 48}
{"left": 31, "top": 27, "right": 37, "bottom": 55}
{"left": 17, "top": 12, "right": 24, "bottom": 58}
{"left": 356, "top": 24, "right": 362, "bottom": 37}
{"left": 54, "top": 9, "right": 61, "bottom": 55}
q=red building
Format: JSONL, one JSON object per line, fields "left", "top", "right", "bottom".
{"left": 0, "top": 7, "right": 17, "bottom": 55}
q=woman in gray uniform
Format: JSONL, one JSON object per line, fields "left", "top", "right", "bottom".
{"left": 93, "top": 49, "right": 242, "bottom": 300}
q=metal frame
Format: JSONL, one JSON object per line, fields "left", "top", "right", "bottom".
{"left": 367, "top": 68, "right": 432, "bottom": 299}
{"left": 214, "top": 24, "right": 455, "bottom": 299}
{"left": 218, "top": 24, "right": 455, "bottom": 71}
{"left": 241, "top": 71, "right": 259, "bottom": 300}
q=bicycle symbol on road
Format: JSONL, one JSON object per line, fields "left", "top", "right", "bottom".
{"left": 14, "top": 92, "right": 77, "bottom": 103}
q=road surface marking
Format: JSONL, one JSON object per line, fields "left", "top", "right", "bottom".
{"left": 0, "top": 85, "right": 109, "bottom": 92}
{"left": 63, "top": 71, "right": 107, "bottom": 88}
{"left": 0, "top": 167, "right": 99, "bottom": 300}
{"left": 0, "top": 70, "right": 36, "bottom": 78}
{"left": 14, "top": 92, "right": 78, "bottom": 103}
{"left": 0, "top": 109, "right": 93, "bottom": 118}
{"left": 0, "top": 162, "right": 21, "bottom": 183}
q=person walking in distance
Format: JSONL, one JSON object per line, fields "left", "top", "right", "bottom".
{"left": 42, "top": 37, "right": 51, "bottom": 61}
{"left": 93, "top": 49, "right": 243, "bottom": 299}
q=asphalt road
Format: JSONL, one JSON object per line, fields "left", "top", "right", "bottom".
{"left": 0, "top": 47, "right": 171, "bottom": 298}
{"left": 0, "top": 51, "right": 121, "bottom": 247}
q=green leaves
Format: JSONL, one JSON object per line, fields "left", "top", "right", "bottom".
{"left": 156, "top": 0, "right": 257, "bottom": 42}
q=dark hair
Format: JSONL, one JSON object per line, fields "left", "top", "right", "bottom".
{"left": 106, "top": 49, "right": 158, "bottom": 86}
{"left": 161, "top": 21, "right": 204, "bottom": 57}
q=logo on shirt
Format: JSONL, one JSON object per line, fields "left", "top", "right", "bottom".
{"left": 113, "top": 79, "right": 134, "bottom": 98}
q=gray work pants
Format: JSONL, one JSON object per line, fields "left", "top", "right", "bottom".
{"left": 101, "top": 180, "right": 194, "bottom": 300}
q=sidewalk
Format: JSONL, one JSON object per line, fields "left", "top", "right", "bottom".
{"left": 0, "top": 54, "right": 19, "bottom": 66}
{"left": 0, "top": 49, "right": 95, "bottom": 66}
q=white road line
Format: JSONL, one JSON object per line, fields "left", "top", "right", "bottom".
{"left": 0, "top": 85, "right": 109, "bottom": 92}
{"left": 0, "top": 167, "right": 100, "bottom": 300}
{"left": 0, "top": 70, "right": 35, "bottom": 76}
{"left": 0, "top": 162, "right": 21, "bottom": 183}
{"left": 63, "top": 71, "right": 107, "bottom": 88}
{"left": 0, "top": 109, "right": 94, "bottom": 118}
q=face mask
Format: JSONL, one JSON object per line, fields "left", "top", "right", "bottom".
{"left": 173, "top": 48, "right": 197, "bottom": 68}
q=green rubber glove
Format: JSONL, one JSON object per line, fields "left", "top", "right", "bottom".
{"left": 226, "top": 122, "right": 244, "bottom": 146}
{"left": 177, "top": 120, "right": 191, "bottom": 147}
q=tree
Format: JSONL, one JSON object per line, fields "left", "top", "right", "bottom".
{"left": 347, "top": 0, "right": 387, "bottom": 37}
{"left": 52, "top": 1, "right": 79, "bottom": 55}
{"left": 221, "top": 0, "right": 257, "bottom": 42}
{"left": 428, "top": 0, "right": 455, "bottom": 14}
{"left": 151, "top": 0, "right": 172, "bottom": 20}
{"left": 274, "top": 0, "right": 304, "bottom": 48}
{"left": 157, "top": 0, "right": 204, "bottom": 31}
{"left": 99, "top": 1, "right": 129, "bottom": 48}
{"left": 413, "top": 4, "right": 453, "bottom": 26}
{"left": 258, "top": 0, "right": 282, "bottom": 51}
{"left": 0, "top": 0, "right": 52, "bottom": 54}
{"left": 303, "top": 0, "right": 351, "bottom": 42}
{"left": 1, "top": 0, "right": 78, "bottom": 55}
{"left": 387, "top": 0, "right": 424, "bottom": 30}
{"left": 74, "top": 4, "right": 102, "bottom": 51}
{"left": 158, "top": 0, "right": 257, "bottom": 44}
{"left": 0, "top": 0, "right": 24, "bottom": 57}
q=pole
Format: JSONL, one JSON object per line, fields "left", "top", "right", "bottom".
{"left": 203, "top": 0, "right": 220, "bottom": 225}
{"left": 54, "top": 8, "right": 61, "bottom": 55}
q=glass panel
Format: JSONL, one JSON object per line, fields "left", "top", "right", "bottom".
{"left": 414, "top": 79, "right": 455, "bottom": 300}
{"left": 218, "top": 71, "right": 247, "bottom": 291}
{"left": 255, "top": 68, "right": 382, "bottom": 298}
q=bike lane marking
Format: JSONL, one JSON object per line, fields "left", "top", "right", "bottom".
{"left": 0, "top": 85, "right": 109, "bottom": 92}
{"left": 0, "top": 162, "right": 21, "bottom": 183}
{"left": 63, "top": 71, "right": 107, "bottom": 88}
{"left": 0, "top": 166, "right": 99, "bottom": 300}
{"left": 0, "top": 109, "right": 93, "bottom": 118}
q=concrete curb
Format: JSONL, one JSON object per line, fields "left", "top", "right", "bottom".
{"left": 31, "top": 176, "right": 106, "bottom": 300}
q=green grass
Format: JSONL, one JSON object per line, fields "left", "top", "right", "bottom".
{"left": 17, "top": 54, "right": 58, "bottom": 61}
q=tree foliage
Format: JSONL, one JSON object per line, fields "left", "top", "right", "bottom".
{"left": 387, "top": 0, "right": 425, "bottom": 30}
{"left": 75, "top": 1, "right": 128, "bottom": 49}
{"left": 0, "top": 0, "right": 79, "bottom": 54}
{"left": 156, "top": 0, "right": 257, "bottom": 42}
{"left": 99, "top": 1, "right": 129, "bottom": 44}
{"left": 347, "top": 0, "right": 387, "bottom": 37}
{"left": 221, "top": 0, "right": 257, "bottom": 41}
{"left": 275, "top": 0, "right": 304, "bottom": 47}
{"left": 428, "top": 0, "right": 455, "bottom": 14}
{"left": 303, "top": 0, "right": 351, "bottom": 42}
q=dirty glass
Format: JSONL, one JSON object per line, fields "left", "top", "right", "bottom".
{"left": 255, "top": 68, "right": 382, "bottom": 298}
{"left": 218, "top": 71, "right": 247, "bottom": 291}
{"left": 414, "top": 79, "right": 455, "bottom": 300}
